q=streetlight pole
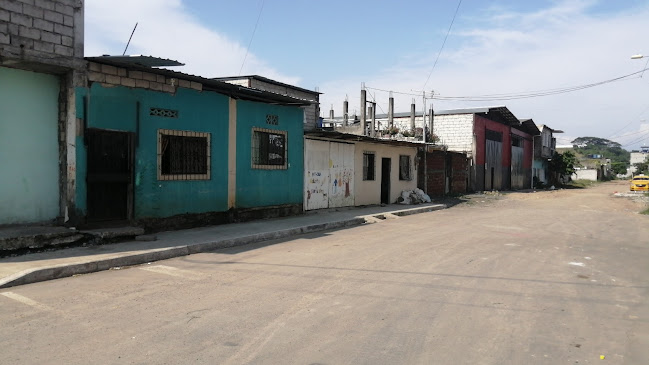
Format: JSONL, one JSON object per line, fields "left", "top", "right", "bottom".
{"left": 631, "top": 53, "right": 649, "bottom": 77}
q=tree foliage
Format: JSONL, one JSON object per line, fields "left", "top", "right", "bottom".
{"left": 571, "top": 136, "right": 629, "bottom": 165}
{"left": 610, "top": 162, "right": 627, "bottom": 175}
{"left": 548, "top": 151, "right": 578, "bottom": 185}
{"left": 634, "top": 162, "right": 649, "bottom": 175}
{"left": 571, "top": 136, "right": 621, "bottom": 148}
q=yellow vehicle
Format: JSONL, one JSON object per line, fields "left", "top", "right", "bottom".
{"left": 630, "top": 175, "right": 649, "bottom": 191}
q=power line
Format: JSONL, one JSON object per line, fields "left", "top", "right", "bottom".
{"left": 239, "top": 0, "right": 265, "bottom": 76}
{"left": 423, "top": 0, "right": 462, "bottom": 90}
{"left": 368, "top": 67, "right": 648, "bottom": 102}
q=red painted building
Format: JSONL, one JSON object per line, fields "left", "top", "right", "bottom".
{"left": 433, "top": 107, "right": 539, "bottom": 192}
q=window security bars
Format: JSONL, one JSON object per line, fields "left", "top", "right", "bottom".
{"left": 252, "top": 128, "right": 287, "bottom": 169}
{"left": 363, "top": 152, "right": 375, "bottom": 180}
{"left": 399, "top": 155, "right": 412, "bottom": 180}
{"left": 157, "top": 129, "right": 210, "bottom": 180}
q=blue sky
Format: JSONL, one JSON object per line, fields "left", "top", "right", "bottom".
{"left": 86, "top": 0, "right": 649, "bottom": 150}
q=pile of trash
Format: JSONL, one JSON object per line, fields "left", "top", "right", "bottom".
{"left": 397, "top": 188, "right": 431, "bottom": 205}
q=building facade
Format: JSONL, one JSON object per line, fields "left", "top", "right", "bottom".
{"left": 304, "top": 132, "right": 419, "bottom": 210}
{"left": 0, "top": 0, "right": 84, "bottom": 225}
{"left": 215, "top": 75, "right": 321, "bottom": 132}
{"left": 533, "top": 124, "right": 562, "bottom": 185}
{"left": 75, "top": 58, "right": 309, "bottom": 228}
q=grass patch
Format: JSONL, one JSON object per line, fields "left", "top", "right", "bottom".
{"left": 641, "top": 208, "right": 649, "bottom": 215}
{"left": 566, "top": 179, "right": 600, "bottom": 189}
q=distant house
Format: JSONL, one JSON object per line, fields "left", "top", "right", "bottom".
{"left": 630, "top": 146, "right": 649, "bottom": 174}
{"left": 75, "top": 56, "right": 311, "bottom": 228}
{"left": 0, "top": 0, "right": 84, "bottom": 225}
{"left": 532, "top": 124, "right": 563, "bottom": 186}
{"left": 214, "top": 75, "right": 321, "bottom": 131}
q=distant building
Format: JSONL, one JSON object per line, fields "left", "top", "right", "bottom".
{"left": 214, "top": 75, "right": 321, "bottom": 132}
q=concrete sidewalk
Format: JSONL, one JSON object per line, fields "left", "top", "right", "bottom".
{"left": 0, "top": 203, "right": 446, "bottom": 289}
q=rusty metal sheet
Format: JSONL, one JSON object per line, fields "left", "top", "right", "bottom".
{"left": 511, "top": 146, "right": 525, "bottom": 189}
{"left": 485, "top": 139, "right": 502, "bottom": 190}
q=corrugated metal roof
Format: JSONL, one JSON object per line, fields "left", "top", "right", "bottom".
{"left": 305, "top": 130, "right": 441, "bottom": 148}
{"left": 88, "top": 55, "right": 184, "bottom": 67}
{"left": 85, "top": 57, "right": 313, "bottom": 107}
{"left": 214, "top": 75, "right": 321, "bottom": 96}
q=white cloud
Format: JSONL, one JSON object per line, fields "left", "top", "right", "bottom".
{"left": 85, "top": 0, "right": 299, "bottom": 84}
{"left": 319, "top": 0, "right": 649, "bottom": 150}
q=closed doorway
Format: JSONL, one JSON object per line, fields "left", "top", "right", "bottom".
{"left": 381, "top": 158, "right": 391, "bottom": 204}
{"left": 86, "top": 129, "right": 134, "bottom": 222}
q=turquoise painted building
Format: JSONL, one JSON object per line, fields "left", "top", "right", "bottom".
{"left": 75, "top": 58, "right": 310, "bottom": 226}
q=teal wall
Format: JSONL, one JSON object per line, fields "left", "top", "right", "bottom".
{"left": 0, "top": 67, "right": 60, "bottom": 224}
{"left": 76, "top": 83, "right": 230, "bottom": 218}
{"left": 235, "top": 100, "right": 304, "bottom": 208}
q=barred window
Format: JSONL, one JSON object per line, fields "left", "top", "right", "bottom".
{"left": 363, "top": 152, "right": 375, "bottom": 180}
{"left": 252, "top": 128, "right": 287, "bottom": 169}
{"left": 399, "top": 155, "right": 412, "bottom": 180}
{"left": 157, "top": 129, "right": 211, "bottom": 180}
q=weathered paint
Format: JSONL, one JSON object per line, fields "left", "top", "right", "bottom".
{"left": 227, "top": 98, "right": 237, "bottom": 209}
{"left": 354, "top": 142, "right": 418, "bottom": 206}
{"left": 304, "top": 139, "right": 330, "bottom": 210}
{"left": 511, "top": 146, "right": 525, "bottom": 189}
{"left": 327, "top": 142, "right": 355, "bottom": 208}
{"left": 235, "top": 100, "right": 304, "bottom": 208}
{"left": 76, "top": 83, "right": 230, "bottom": 219}
{"left": 304, "top": 140, "right": 355, "bottom": 210}
{"left": 0, "top": 67, "right": 60, "bottom": 224}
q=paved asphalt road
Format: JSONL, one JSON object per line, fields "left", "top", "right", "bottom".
{"left": 1, "top": 181, "right": 648, "bottom": 364}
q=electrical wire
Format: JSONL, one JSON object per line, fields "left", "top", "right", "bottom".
{"left": 422, "top": 0, "right": 462, "bottom": 90}
{"left": 239, "top": 0, "right": 265, "bottom": 76}
{"left": 368, "top": 67, "right": 649, "bottom": 102}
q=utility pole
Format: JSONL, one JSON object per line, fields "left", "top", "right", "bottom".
{"left": 360, "top": 83, "right": 367, "bottom": 136}
{"left": 343, "top": 95, "right": 349, "bottom": 126}
{"left": 388, "top": 91, "right": 394, "bottom": 129}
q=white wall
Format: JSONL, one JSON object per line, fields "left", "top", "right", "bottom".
{"left": 432, "top": 114, "right": 474, "bottom": 154}
{"left": 354, "top": 142, "right": 418, "bottom": 206}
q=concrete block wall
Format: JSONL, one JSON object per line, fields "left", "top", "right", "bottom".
{"left": 432, "top": 114, "right": 474, "bottom": 154}
{"left": 0, "top": 0, "right": 83, "bottom": 70}
{"left": 87, "top": 62, "right": 202, "bottom": 94}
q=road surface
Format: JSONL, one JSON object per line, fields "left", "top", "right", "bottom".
{"left": 1, "top": 181, "right": 648, "bottom": 364}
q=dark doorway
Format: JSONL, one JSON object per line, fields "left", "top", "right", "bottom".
{"left": 381, "top": 158, "right": 391, "bottom": 204}
{"left": 86, "top": 129, "right": 134, "bottom": 222}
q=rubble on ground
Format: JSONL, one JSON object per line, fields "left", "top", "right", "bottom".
{"left": 397, "top": 188, "right": 432, "bottom": 205}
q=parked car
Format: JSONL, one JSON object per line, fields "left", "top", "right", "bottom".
{"left": 630, "top": 175, "right": 649, "bottom": 191}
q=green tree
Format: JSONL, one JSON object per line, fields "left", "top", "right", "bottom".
{"left": 610, "top": 162, "right": 628, "bottom": 175}
{"left": 634, "top": 162, "right": 648, "bottom": 175}
{"left": 548, "top": 151, "right": 578, "bottom": 185}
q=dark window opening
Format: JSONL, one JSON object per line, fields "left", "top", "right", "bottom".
{"left": 399, "top": 155, "right": 412, "bottom": 180}
{"left": 363, "top": 152, "right": 376, "bottom": 180}
{"left": 252, "top": 130, "right": 286, "bottom": 168}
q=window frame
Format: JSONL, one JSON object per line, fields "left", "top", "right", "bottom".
{"left": 251, "top": 127, "right": 288, "bottom": 170}
{"left": 363, "top": 151, "right": 376, "bottom": 181}
{"left": 399, "top": 154, "right": 412, "bottom": 181}
{"left": 157, "top": 129, "right": 211, "bottom": 181}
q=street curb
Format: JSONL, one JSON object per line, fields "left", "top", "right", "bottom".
{"left": 0, "top": 217, "right": 366, "bottom": 289}
{"left": 0, "top": 204, "right": 446, "bottom": 289}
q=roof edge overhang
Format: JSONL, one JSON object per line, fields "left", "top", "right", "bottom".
{"left": 84, "top": 57, "right": 312, "bottom": 107}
